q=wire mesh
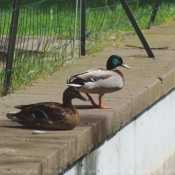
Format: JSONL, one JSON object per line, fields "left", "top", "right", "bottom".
{"left": 0, "top": 0, "right": 175, "bottom": 95}
{"left": 0, "top": 0, "right": 79, "bottom": 94}
{"left": 0, "top": 1, "right": 12, "bottom": 94}
{"left": 85, "top": 0, "right": 175, "bottom": 53}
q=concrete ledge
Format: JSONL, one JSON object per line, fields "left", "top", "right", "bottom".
{"left": 1, "top": 57, "right": 175, "bottom": 175}
{"left": 1, "top": 21, "right": 175, "bottom": 174}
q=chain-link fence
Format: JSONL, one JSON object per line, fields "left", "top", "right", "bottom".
{"left": 0, "top": 0, "right": 175, "bottom": 95}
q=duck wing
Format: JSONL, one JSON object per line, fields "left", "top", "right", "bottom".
{"left": 67, "top": 68, "right": 118, "bottom": 86}
{"left": 70, "top": 68, "right": 112, "bottom": 81}
{"left": 7, "top": 102, "right": 67, "bottom": 122}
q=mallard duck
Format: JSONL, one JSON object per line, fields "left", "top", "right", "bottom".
{"left": 6, "top": 87, "right": 88, "bottom": 130}
{"left": 67, "top": 55, "right": 130, "bottom": 109}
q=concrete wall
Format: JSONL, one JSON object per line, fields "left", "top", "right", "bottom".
{"left": 62, "top": 89, "right": 175, "bottom": 175}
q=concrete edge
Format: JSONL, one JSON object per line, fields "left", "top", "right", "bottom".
{"left": 23, "top": 68, "right": 175, "bottom": 175}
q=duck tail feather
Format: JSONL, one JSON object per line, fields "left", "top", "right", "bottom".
{"left": 67, "top": 77, "right": 75, "bottom": 84}
{"left": 6, "top": 112, "right": 18, "bottom": 120}
{"left": 14, "top": 105, "right": 24, "bottom": 109}
{"left": 67, "top": 83, "right": 82, "bottom": 87}
{"left": 67, "top": 77, "right": 86, "bottom": 87}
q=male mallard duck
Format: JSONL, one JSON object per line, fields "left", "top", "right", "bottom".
{"left": 67, "top": 55, "right": 130, "bottom": 109}
{"left": 6, "top": 87, "right": 88, "bottom": 130}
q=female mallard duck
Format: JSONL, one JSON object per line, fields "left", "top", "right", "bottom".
{"left": 67, "top": 55, "right": 130, "bottom": 109}
{"left": 6, "top": 87, "right": 88, "bottom": 130}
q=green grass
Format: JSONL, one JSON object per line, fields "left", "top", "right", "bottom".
{"left": 85, "top": 2, "right": 175, "bottom": 53}
{"left": 0, "top": 0, "right": 175, "bottom": 93}
{"left": 11, "top": 51, "right": 66, "bottom": 90}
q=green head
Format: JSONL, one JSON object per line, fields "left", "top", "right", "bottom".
{"left": 106, "top": 55, "right": 130, "bottom": 70}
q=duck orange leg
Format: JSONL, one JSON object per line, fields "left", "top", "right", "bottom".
{"left": 86, "top": 93, "right": 99, "bottom": 107}
{"left": 98, "top": 96, "right": 111, "bottom": 109}
{"left": 86, "top": 93, "right": 111, "bottom": 109}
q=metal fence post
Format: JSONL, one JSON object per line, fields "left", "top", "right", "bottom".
{"left": 80, "top": 0, "right": 86, "bottom": 56}
{"left": 119, "top": 0, "right": 155, "bottom": 58}
{"left": 73, "top": 0, "right": 79, "bottom": 59}
{"left": 2, "top": 0, "right": 20, "bottom": 96}
{"left": 148, "top": 0, "right": 161, "bottom": 29}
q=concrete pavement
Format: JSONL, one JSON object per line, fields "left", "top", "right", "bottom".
{"left": 0, "top": 21, "right": 175, "bottom": 174}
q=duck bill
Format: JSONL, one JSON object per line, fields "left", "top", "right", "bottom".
{"left": 121, "top": 63, "right": 131, "bottom": 69}
{"left": 78, "top": 92, "right": 89, "bottom": 101}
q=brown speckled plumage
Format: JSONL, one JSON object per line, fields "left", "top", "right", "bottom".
{"left": 6, "top": 87, "right": 88, "bottom": 130}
